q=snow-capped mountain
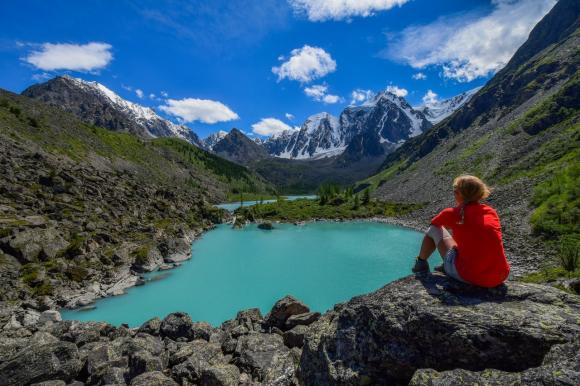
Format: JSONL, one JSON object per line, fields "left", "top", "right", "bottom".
{"left": 261, "top": 90, "right": 432, "bottom": 160}
{"left": 265, "top": 112, "right": 346, "bottom": 159}
{"left": 203, "top": 130, "right": 228, "bottom": 150}
{"left": 202, "top": 87, "right": 478, "bottom": 162}
{"left": 417, "top": 87, "right": 481, "bottom": 124}
{"left": 340, "top": 90, "right": 431, "bottom": 144}
{"left": 22, "top": 76, "right": 201, "bottom": 146}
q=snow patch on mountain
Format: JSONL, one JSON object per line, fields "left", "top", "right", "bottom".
{"left": 203, "top": 130, "right": 228, "bottom": 150}
{"left": 62, "top": 76, "right": 199, "bottom": 144}
{"left": 418, "top": 87, "right": 481, "bottom": 124}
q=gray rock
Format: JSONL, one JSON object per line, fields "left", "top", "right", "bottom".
{"left": 283, "top": 325, "right": 309, "bottom": 349}
{"left": 171, "top": 340, "right": 225, "bottom": 384}
{"left": 160, "top": 312, "right": 193, "bottom": 340}
{"left": 234, "top": 333, "right": 296, "bottom": 385}
{"left": 30, "top": 381, "right": 66, "bottom": 386}
{"left": 284, "top": 312, "right": 320, "bottom": 330}
{"left": 130, "top": 371, "right": 178, "bottom": 386}
{"left": 85, "top": 343, "right": 121, "bottom": 375}
{"left": 0, "top": 341, "right": 82, "bottom": 386}
{"left": 137, "top": 317, "right": 161, "bottom": 336}
{"left": 87, "top": 365, "right": 128, "bottom": 385}
{"left": 236, "top": 308, "right": 263, "bottom": 324}
{"left": 128, "top": 350, "right": 164, "bottom": 378}
{"left": 411, "top": 342, "right": 580, "bottom": 385}
{"left": 257, "top": 222, "right": 274, "bottom": 230}
{"left": 265, "top": 295, "right": 309, "bottom": 330}
{"left": 39, "top": 310, "right": 62, "bottom": 324}
{"left": 201, "top": 364, "right": 240, "bottom": 386}
{"left": 191, "top": 321, "right": 213, "bottom": 341}
{"left": 300, "top": 274, "right": 580, "bottom": 385}
{"left": 8, "top": 228, "right": 68, "bottom": 263}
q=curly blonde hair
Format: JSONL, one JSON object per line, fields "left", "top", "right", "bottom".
{"left": 453, "top": 175, "right": 491, "bottom": 203}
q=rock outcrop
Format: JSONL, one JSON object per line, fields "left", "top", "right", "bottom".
{"left": 299, "top": 273, "right": 580, "bottom": 385}
{"left": 1, "top": 275, "right": 578, "bottom": 385}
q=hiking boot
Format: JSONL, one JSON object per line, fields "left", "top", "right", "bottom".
{"left": 412, "top": 258, "right": 429, "bottom": 273}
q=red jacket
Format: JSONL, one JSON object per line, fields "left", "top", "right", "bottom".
{"left": 431, "top": 202, "right": 510, "bottom": 287}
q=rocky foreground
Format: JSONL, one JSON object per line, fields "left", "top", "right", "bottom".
{"left": 1, "top": 273, "right": 578, "bottom": 386}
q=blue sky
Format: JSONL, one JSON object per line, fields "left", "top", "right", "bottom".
{"left": 0, "top": 0, "right": 556, "bottom": 138}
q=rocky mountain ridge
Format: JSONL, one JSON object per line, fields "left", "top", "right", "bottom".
{"left": 205, "top": 87, "right": 479, "bottom": 164}
{"left": 22, "top": 76, "right": 202, "bottom": 146}
{"left": 0, "top": 88, "right": 272, "bottom": 311}
{"left": 364, "top": 0, "right": 579, "bottom": 271}
{"left": 417, "top": 87, "right": 481, "bottom": 124}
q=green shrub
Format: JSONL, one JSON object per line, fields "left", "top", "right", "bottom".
{"left": 32, "top": 282, "right": 53, "bottom": 296}
{"left": 530, "top": 162, "right": 579, "bottom": 237}
{"left": 362, "top": 189, "right": 371, "bottom": 205}
{"left": 558, "top": 235, "right": 580, "bottom": 274}
{"left": 133, "top": 245, "right": 150, "bottom": 266}
{"left": 20, "top": 264, "right": 40, "bottom": 285}
{"left": 66, "top": 266, "right": 89, "bottom": 282}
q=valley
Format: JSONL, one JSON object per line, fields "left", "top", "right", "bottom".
{"left": 0, "top": 0, "right": 578, "bottom": 385}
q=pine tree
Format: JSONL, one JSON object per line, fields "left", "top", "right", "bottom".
{"left": 362, "top": 189, "right": 371, "bottom": 205}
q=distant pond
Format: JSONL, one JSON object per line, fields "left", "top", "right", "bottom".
{"left": 215, "top": 195, "right": 318, "bottom": 212}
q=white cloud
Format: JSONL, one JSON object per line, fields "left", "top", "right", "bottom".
{"left": 322, "top": 94, "right": 340, "bottom": 104}
{"left": 289, "top": 0, "right": 409, "bottom": 21}
{"left": 386, "top": 85, "right": 408, "bottom": 97}
{"left": 121, "top": 84, "right": 133, "bottom": 92}
{"left": 252, "top": 118, "right": 299, "bottom": 136}
{"left": 304, "top": 84, "right": 342, "bottom": 104}
{"left": 272, "top": 45, "right": 336, "bottom": 83}
{"left": 384, "top": 0, "right": 556, "bottom": 82}
{"left": 350, "top": 89, "right": 374, "bottom": 105}
{"left": 31, "top": 72, "right": 52, "bottom": 81}
{"left": 412, "top": 72, "right": 427, "bottom": 80}
{"left": 285, "top": 113, "right": 295, "bottom": 120}
{"left": 159, "top": 98, "right": 239, "bottom": 124}
{"left": 24, "top": 42, "right": 113, "bottom": 72}
{"left": 135, "top": 89, "right": 144, "bottom": 99}
{"left": 422, "top": 90, "right": 439, "bottom": 107}
{"left": 160, "top": 91, "right": 168, "bottom": 97}
{"left": 304, "top": 84, "right": 328, "bottom": 99}
{"left": 149, "top": 93, "right": 156, "bottom": 99}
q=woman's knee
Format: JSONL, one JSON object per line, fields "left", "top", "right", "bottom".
{"left": 425, "top": 225, "right": 451, "bottom": 246}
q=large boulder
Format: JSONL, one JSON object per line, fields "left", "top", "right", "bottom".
{"left": 265, "top": 295, "right": 310, "bottom": 330}
{"left": 299, "top": 273, "right": 580, "bottom": 385}
{"left": 160, "top": 312, "right": 193, "bottom": 340}
{"left": 0, "top": 341, "right": 82, "bottom": 386}
{"left": 200, "top": 364, "right": 240, "bottom": 386}
{"left": 171, "top": 340, "right": 226, "bottom": 384}
{"left": 234, "top": 333, "right": 296, "bottom": 385}
{"left": 6, "top": 228, "right": 68, "bottom": 263}
{"left": 130, "top": 371, "right": 178, "bottom": 386}
{"left": 410, "top": 341, "right": 580, "bottom": 385}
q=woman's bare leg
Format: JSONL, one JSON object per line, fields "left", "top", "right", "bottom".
{"left": 419, "top": 225, "right": 458, "bottom": 260}
{"left": 418, "top": 234, "right": 436, "bottom": 260}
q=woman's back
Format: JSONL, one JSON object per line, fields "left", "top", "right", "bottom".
{"left": 432, "top": 202, "right": 510, "bottom": 287}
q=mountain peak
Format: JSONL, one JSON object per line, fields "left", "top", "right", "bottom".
{"left": 22, "top": 76, "right": 201, "bottom": 146}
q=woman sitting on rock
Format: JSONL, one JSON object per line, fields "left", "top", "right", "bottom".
{"left": 412, "top": 175, "right": 510, "bottom": 287}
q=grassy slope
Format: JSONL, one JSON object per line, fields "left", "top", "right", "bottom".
{"left": 358, "top": 9, "right": 579, "bottom": 279}
{"left": 251, "top": 155, "right": 385, "bottom": 194}
{"left": 0, "top": 90, "right": 274, "bottom": 201}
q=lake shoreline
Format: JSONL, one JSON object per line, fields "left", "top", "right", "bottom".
{"left": 61, "top": 219, "right": 424, "bottom": 326}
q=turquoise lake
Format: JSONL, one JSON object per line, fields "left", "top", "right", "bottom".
{"left": 62, "top": 222, "right": 427, "bottom": 327}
